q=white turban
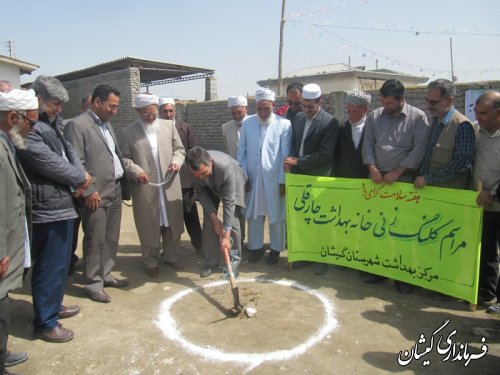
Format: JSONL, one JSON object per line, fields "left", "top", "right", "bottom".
{"left": 159, "top": 97, "right": 176, "bottom": 107}
{"left": 345, "top": 89, "right": 372, "bottom": 106}
{"left": 227, "top": 95, "right": 247, "bottom": 108}
{"left": 302, "top": 83, "right": 322, "bottom": 100}
{"left": 255, "top": 87, "right": 276, "bottom": 103}
{"left": 0, "top": 89, "right": 38, "bottom": 111}
{"left": 134, "top": 94, "right": 159, "bottom": 108}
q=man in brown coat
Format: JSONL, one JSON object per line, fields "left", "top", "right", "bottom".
{"left": 122, "top": 94, "right": 185, "bottom": 277}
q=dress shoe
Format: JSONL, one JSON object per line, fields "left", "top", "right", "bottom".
{"left": 104, "top": 278, "right": 129, "bottom": 288}
{"left": 59, "top": 305, "right": 80, "bottom": 319}
{"left": 291, "top": 261, "right": 312, "bottom": 269}
{"left": 34, "top": 324, "right": 74, "bottom": 343}
{"left": 478, "top": 293, "right": 497, "bottom": 304}
{"left": 200, "top": 266, "right": 214, "bottom": 278}
{"left": 395, "top": 281, "right": 414, "bottom": 295}
{"left": 146, "top": 267, "right": 159, "bottom": 277}
{"left": 5, "top": 351, "right": 28, "bottom": 367}
{"left": 247, "top": 248, "right": 264, "bottom": 263}
{"left": 165, "top": 261, "right": 184, "bottom": 270}
{"left": 361, "top": 273, "right": 387, "bottom": 284}
{"left": 486, "top": 303, "right": 500, "bottom": 314}
{"left": 313, "top": 262, "right": 328, "bottom": 275}
{"left": 267, "top": 250, "right": 280, "bottom": 265}
{"left": 86, "top": 289, "right": 111, "bottom": 303}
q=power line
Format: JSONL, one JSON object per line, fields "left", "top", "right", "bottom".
{"left": 288, "top": 20, "right": 500, "bottom": 37}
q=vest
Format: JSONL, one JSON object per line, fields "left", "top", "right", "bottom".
{"left": 429, "top": 110, "right": 471, "bottom": 189}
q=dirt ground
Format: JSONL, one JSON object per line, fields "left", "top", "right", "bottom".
{"left": 7, "top": 204, "right": 500, "bottom": 374}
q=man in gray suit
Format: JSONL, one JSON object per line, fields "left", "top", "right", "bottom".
{"left": 121, "top": 94, "right": 185, "bottom": 278}
{"left": 64, "top": 84, "right": 130, "bottom": 304}
{"left": 186, "top": 147, "right": 246, "bottom": 278}
{"left": 0, "top": 89, "right": 37, "bottom": 372}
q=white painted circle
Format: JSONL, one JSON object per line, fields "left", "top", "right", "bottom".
{"left": 156, "top": 278, "right": 338, "bottom": 369}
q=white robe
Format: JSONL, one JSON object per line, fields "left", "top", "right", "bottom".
{"left": 237, "top": 113, "right": 291, "bottom": 224}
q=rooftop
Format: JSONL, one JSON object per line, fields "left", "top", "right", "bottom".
{"left": 0, "top": 54, "right": 39, "bottom": 75}
{"left": 54, "top": 56, "right": 214, "bottom": 86}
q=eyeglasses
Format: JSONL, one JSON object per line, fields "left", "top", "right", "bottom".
{"left": 105, "top": 103, "right": 119, "bottom": 111}
{"left": 425, "top": 98, "right": 443, "bottom": 107}
{"left": 303, "top": 104, "right": 317, "bottom": 110}
{"left": 19, "top": 112, "right": 37, "bottom": 127}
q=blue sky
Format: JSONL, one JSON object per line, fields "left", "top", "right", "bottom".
{"left": 2, "top": 0, "right": 499, "bottom": 100}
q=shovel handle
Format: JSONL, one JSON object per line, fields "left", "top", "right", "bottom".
{"left": 222, "top": 245, "right": 237, "bottom": 289}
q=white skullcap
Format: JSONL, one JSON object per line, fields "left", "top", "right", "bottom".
{"left": 345, "top": 89, "right": 372, "bottom": 106}
{"left": 134, "top": 94, "right": 159, "bottom": 108}
{"left": 302, "top": 83, "right": 322, "bottom": 100}
{"left": 0, "top": 89, "right": 38, "bottom": 111}
{"left": 159, "top": 97, "right": 176, "bottom": 107}
{"left": 227, "top": 95, "right": 247, "bottom": 108}
{"left": 255, "top": 87, "right": 276, "bottom": 102}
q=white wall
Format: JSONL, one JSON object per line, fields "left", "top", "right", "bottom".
{"left": 0, "top": 64, "right": 21, "bottom": 88}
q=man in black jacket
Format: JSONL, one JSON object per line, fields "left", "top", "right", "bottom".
{"left": 17, "top": 76, "right": 91, "bottom": 343}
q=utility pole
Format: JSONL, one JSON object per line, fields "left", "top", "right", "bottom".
{"left": 277, "top": 0, "right": 286, "bottom": 96}
{"left": 8, "top": 40, "right": 15, "bottom": 58}
{"left": 449, "top": 37, "right": 456, "bottom": 82}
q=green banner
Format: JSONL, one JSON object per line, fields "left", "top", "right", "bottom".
{"left": 286, "top": 174, "right": 482, "bottom": 304}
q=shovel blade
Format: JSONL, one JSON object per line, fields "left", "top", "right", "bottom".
{"left": 231, "top": 286, "right": 241, "bottom": 308}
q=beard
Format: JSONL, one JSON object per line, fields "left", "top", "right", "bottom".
{"left": 258, "top": 115, "right": 272, "bottom": 126}
{"left": 142, "top": 118, "right": 160, "bottom": 130}
{"left": 9, "top": 122, "right": 27, "bottom": 150}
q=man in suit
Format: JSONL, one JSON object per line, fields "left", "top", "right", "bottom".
{"left": 17, "top": 77, "right": 92, "bottom": 343}
{"left": 64, "top": 84, "right": 130, "bottom": 304}
{"left": 238, "top": 88, "right": 292, "bottom": 266}
{"left": 284, "top": 83, "right": 339, "bottom": 275}
{"left": 0, "top": 89, "right": 37, "bottom": 372}
{"left": 159, "top": 98, "right": 203, "bottom": 256}
{"left": 121, "top": 94, "right": 185, "bottom": 278}
{"left": 333, "top": 89, "right": 371, "bottom": 178}
{"left": 186, "top": 147, "right": 247, "bottom": 278}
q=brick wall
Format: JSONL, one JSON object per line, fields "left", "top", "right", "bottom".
{"left": 61, "top": 67, "right": 141, "bottom": 144}
{"left": 60, "top": 72, "right": 500, "bottom": 152}
{"left": 184, "top": 81, "right": 500, "bottom": 152}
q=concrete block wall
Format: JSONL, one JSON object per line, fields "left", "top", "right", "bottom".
{"left": 60, "top": 74, "right": 500, "bottom": 152}
{"left": 183, "top": 81, "right": 500, "bottom": 152}
{"left": 61, "top": 67, "right": 141, "bottom": 144}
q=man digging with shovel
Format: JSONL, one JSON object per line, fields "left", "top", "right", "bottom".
{"left": 186, "top": 146, "right": 247, "bottom": 302}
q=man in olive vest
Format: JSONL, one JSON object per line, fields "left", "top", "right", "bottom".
{"left": 414, "top": 79, "right": 474, "bottom": 190}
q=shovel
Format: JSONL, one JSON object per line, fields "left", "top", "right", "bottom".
{"left": 222, "top": 240, "right": 242, "bottom": 311}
